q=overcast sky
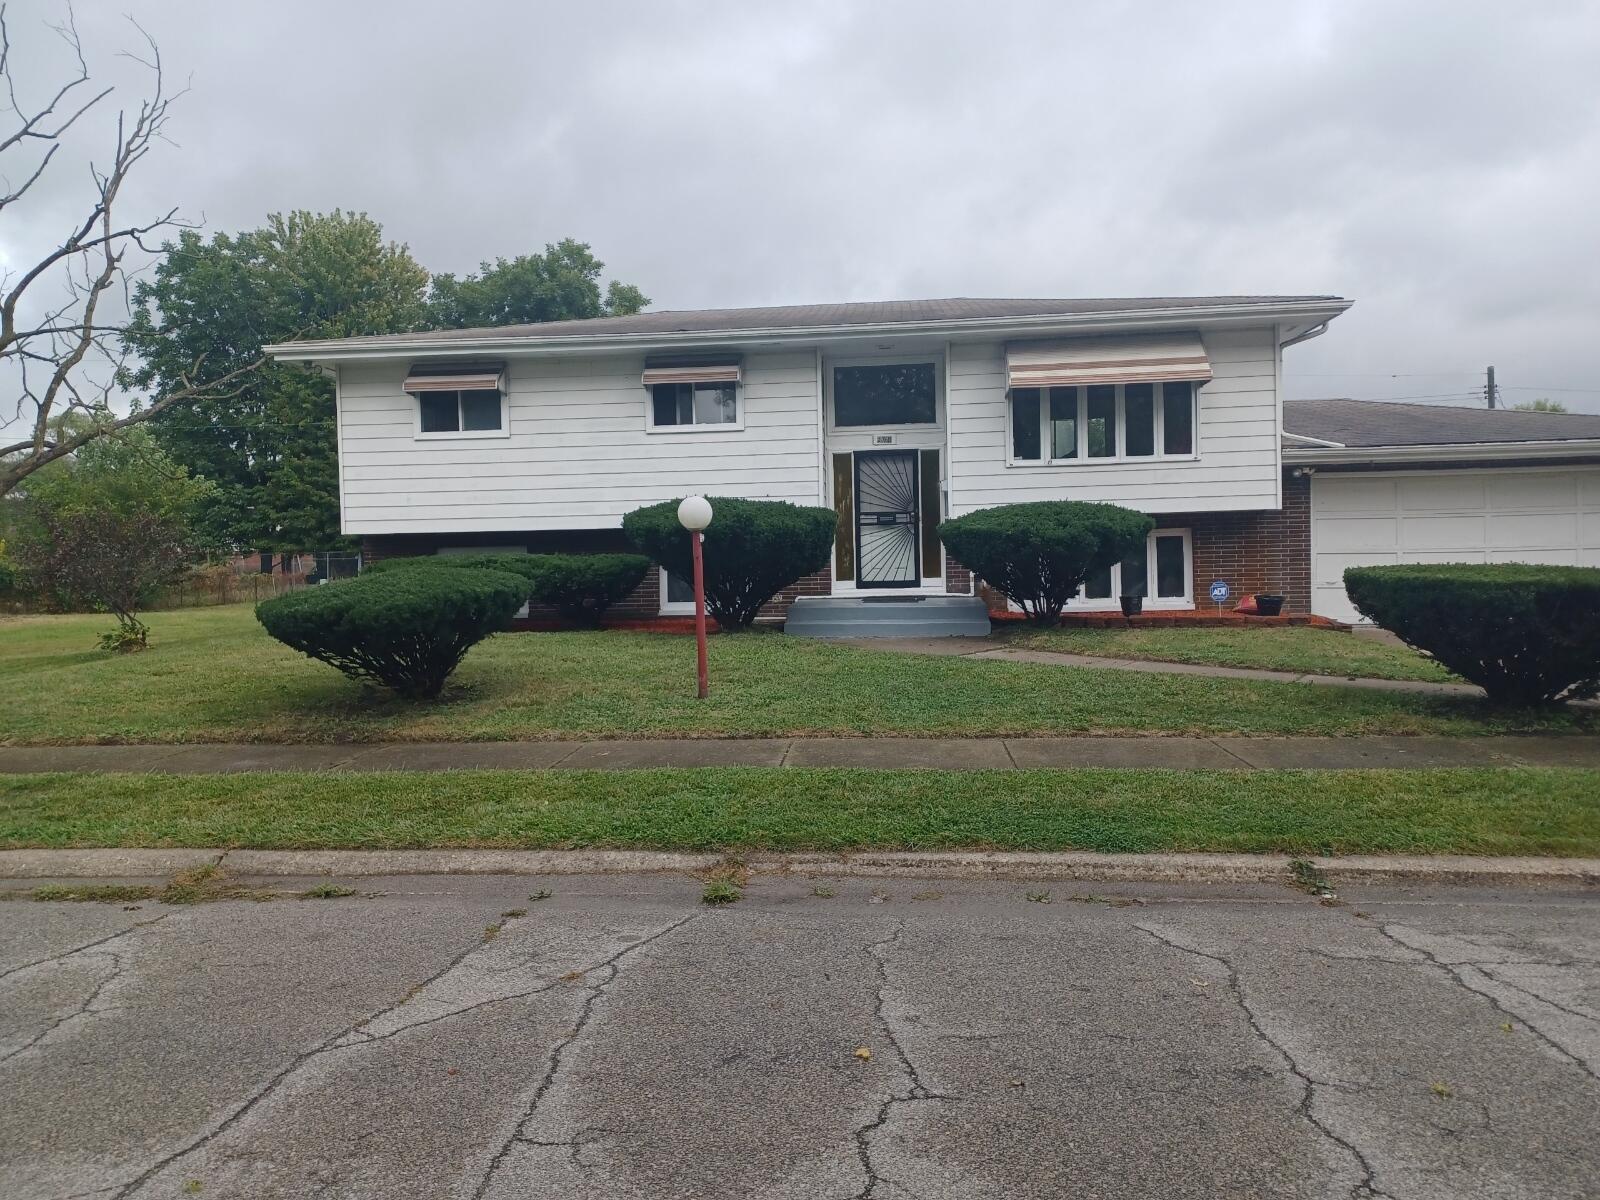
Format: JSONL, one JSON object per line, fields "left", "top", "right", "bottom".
{"left": 7, "top": 0, "right": 1600, "bottom": 413}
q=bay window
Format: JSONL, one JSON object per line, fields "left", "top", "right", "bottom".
{"left": 1009, "top": 381, "right": 1197, "bottom": 464}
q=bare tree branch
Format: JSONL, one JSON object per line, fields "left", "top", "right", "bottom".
{"left": 0, "top": 3, "right": 258, "bottom": 497}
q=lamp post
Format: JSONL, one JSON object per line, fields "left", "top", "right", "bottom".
{"left": 677, "top": 496, "right": 714, "bottom": 699}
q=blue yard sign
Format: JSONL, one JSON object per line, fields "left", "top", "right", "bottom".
{"left": 1208, "top": 580, "right": 1231, "bottom": 605}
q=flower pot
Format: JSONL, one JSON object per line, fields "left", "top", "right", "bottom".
{"left": 1119, "top": 595, "right": 1143, "bottom": 617}
{"left": 1253, "top": 594, "right": 1285, "bottom": 617}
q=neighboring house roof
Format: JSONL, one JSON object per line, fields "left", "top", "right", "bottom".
{"left": 1283, "top": 399, "right": 1600, "bottom": 463}
{"left": 268, "top": 295, "right": 1349, "bottom": 360}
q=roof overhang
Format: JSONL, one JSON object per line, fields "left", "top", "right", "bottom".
{"left": 266, "top": 298, "right": 1353, "bottom": 366}
{"left": 1283, "top": 439, "right": 1600, "bottom": 466}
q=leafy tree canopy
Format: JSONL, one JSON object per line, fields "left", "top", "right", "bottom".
{"left": 1512, "top": 398, "right": 1568, "bottom": 413}
{"left": 123, "top": 211, "right": 431, "bottom": 553}
{"left": 426, "top": 238, "right": 649, "bottom": 328}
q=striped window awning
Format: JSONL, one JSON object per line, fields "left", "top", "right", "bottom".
{"left": 640, "top": 357, "right": 742, "bottom": 387}
{"left": 1005, "top": 333, "right": 1211, "bottom": 389}
{"left": 403, "top": 369, "right": 503, "bottom": 393}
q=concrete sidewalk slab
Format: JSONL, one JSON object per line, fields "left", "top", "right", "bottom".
{"left": 783, "top": 737, "right": 1013, "bottom": 769}
{"left": 154, "top": 744, "right": 369, "bottom": 773}
{"left": 0, "top": 744, "right": 201, "bottom": 773}
{"left": 1472, "top": 734, "right": 1600, "bottom": 768}
{"left": 1003, "top": 736, "right": 1245, "bottom": 769}
{"left": 342, "top": 742, "right": 582, "bottom": 771}
{"left": 556, "top": 738, "right": 792, "bottom": 769}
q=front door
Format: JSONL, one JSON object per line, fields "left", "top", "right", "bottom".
{"left": 854, "top": 450, "right": 920, "bottom": 587}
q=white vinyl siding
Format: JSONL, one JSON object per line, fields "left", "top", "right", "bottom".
{"left": 338, "top": 351, "right": 821, "bottom": 534}
{"left": 1311, "top": 466, "right": 1600, "bottom": 623}
{"left": 946, "top": 327, "right": 1282, "bottom": 515}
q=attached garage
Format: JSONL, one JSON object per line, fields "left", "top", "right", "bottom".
{"left": 1284, "top": 399, "right": 1600, "bottom": 623}
{"left": 1310, "top": 466, "right": 1600, "bottom": 623}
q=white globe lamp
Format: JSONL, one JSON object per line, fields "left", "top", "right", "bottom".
{"left": 677, "top": 495, "right": 714, "bottom": 532}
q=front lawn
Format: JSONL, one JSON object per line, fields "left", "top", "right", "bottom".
{"left": 1010, "top": 625, "right": 1453, "bottom": 682}
{"left": 1, "top": 605, "right": 1592, "bottom": 743}
{"left": 2, "top": 767, "right": 1598, "bottom": 857}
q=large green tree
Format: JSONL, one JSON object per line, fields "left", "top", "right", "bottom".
{"left": 426, "top": 238, "right": 648, "bottom": 328}
{"left": 123, "top": 211, "right": 431, "bottom": 552}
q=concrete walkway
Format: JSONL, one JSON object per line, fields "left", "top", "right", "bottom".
{"left": 838, "top": 635, "right": 1495, "bottom": 697}
{"left": 3, "top": 733, "right": 1600, "bottom": 774}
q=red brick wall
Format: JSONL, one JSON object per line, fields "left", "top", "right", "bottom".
{"left": 945, "top": 556, "right": 973, "bottom": 595}
{"left": 1173, "top": 469, "right": 1311, "bottom": 614}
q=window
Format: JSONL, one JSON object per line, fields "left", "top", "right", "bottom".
{"left": 650, "top": 381, "right": 738, "bottom": 429}
{"left": 417, "top": 388, "right": 504, "bottom": 435}
{"left": 659, "top": 566, "right": 696, "bottom": 615}
{"left": 833, "top": 362, "right": 937, "bottom": 427}
{"left": 1008, "top": 381, "right": 1196, "bottom": 464}
{"left": 1065, "top": 530, "right": 1192, "bottom": 608}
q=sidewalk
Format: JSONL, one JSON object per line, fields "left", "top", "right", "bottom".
{"left": 2, "top": 733, "right": 1599, "bottom": 774}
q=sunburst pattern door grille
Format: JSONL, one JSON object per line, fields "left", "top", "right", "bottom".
{"left": 855, "top": 451, "right": 919, "bottom": 586}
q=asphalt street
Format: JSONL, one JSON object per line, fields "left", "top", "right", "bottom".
{"left": 2, "top": 873, "right": 1596, "bottom": 1199}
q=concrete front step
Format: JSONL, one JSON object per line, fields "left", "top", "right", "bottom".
{"left": 783, "top": 594, "right": 993, "bottom": 638}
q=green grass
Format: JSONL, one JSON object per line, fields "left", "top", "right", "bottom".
{"left": 1010, "top": 625, "right": 1454, "bottom": 682}
{"left": 1, "top": 604, "right": 1592, "bottom": 743}
{"left": 1, "top": 767, "right": 1597, "bottom": 857}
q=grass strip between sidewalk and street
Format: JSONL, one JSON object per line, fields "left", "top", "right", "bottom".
{"left": 2, "top": 768, "right": 1598, "bottom": 857}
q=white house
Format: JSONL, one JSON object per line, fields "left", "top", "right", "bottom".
{"left": 266, "top": 296, "right": 1600, "bottom": 627}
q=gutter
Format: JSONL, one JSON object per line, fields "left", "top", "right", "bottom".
{"left": 265, "top": 299, "right": 1354, "bottom": 364}
{"left": 1283, "top": 439, "right": 1600, "bottom": 465}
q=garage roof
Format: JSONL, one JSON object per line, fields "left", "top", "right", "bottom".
{"left": 1284, "top": 399, "right": 1600, "bottom": 449}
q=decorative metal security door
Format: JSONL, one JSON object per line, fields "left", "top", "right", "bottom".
{"left": 854, "top": 450, "right": 920, "bottom": 587}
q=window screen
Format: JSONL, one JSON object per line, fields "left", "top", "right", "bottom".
{"left": 1011, "top": 389, "right": 1041, "bottom": 460}
{"left": 1162, "top": 382, "right": 1194, "bottom": 455}
{"left": 1124, "top": 384, "right": 1155, "bottom": 457}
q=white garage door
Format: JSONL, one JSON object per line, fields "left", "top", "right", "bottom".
{"left": 1310, "top": 466, "right": 1600, "bottom": 623}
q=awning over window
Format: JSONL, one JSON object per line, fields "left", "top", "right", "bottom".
{"left": 1005, "top": 333, "right": 1211, "bottom": 389}
{"left": 640, "top": 356, "right": 742, "bottom": 387}
{"left": 403, "top": 369, "right": 502, "bottom": 393}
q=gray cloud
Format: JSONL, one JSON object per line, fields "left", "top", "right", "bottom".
{"left": 5, "top": 0, "right": 1598, "bottom": 412}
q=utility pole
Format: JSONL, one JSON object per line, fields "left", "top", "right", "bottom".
{"left": 1486, "top": 365, "right": 1497, "bottom": 409}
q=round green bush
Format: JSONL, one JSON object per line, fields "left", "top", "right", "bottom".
{"left": 1343, "top": 563, "right": 1600, "bottom": 705}
{"left": 622, "top": 497, "right": 836, "bottom": 630}
{"left": 256, "top": 567, "right": 527, "bottom": 699}
{"left": 522, "top": 553, "right": 650, "bottom": 625}
{"left": 938, "top": 501, "right": 1154, "bottom": 625}
{"left": 365, "top": 552, "right": 541, "bottom": 592}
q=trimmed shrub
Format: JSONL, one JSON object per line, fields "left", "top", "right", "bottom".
{"left": 623, "top": 497, "right": 836, "bottom": 630}
{"left": 256, "top": 567, "right": 527, "bottom": 699}
{"left": 522, "top": 553, "right": 650, "bottom": 625}
{"left": 365, "top": 552, "right": 541, "bottom": 592}
{"left": 1343, "top": 563, "right": 1600, "bottom": 705}
{"left": 939, "top": 501, "right": 1154, "bottom": 625}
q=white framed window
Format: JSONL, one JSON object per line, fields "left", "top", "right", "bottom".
{"left": 412, "top": 388, "right": 508, "bottom": 439}
{"left": 648, "top": 381, "right": 742, "bottom": 432}
{"left": 659, "top": 566, "right": 696, "bottom": 615}
{"left": 1067, "top": 528, "right": 1193, "bottom": 610}
{"left": 1008, "top": 381, "right": 1196, "bottom": 465}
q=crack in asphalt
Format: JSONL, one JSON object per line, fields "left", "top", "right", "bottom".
{"left": 0, "top": 949, "right": 127, "bottom": 1066}
{"left": 1376, "top": 925, "right": 1598, "bottom": 1080}
{"left": 106, "top": 911, "right": 528, "bottom": 1198}
{"left": 1135, "top": 923, "right": 1397, "bottom": 1200}
{"left": 850, "top": 921, "right": 958, "bottom": 1200}
{"left": 1474, "top": 964, "right": 1600, "bottom": 1027}
{"left": 472, "top": 912, "right": 702, "bottom": 1200}
{"left": 0, "top": 915, "right": 169, "bottom": 984}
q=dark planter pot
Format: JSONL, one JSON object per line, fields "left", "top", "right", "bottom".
{"left": 1119, "top": 595, "right": 1144, "bottom": 617}
{"left": 1253, "top": 594, "right": 1285, "bottom": 617}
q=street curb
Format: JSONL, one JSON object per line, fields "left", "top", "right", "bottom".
{"left": 2, "top": 847, "right": 1597, "bottom": 888}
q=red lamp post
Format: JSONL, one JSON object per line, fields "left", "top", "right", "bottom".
{"left": 677, "top": 496, "right": 714, "bottom": 699}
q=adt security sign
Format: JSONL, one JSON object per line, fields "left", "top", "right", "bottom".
{"left": 1209, "top": 580, "right": 1231, "bottom": 605}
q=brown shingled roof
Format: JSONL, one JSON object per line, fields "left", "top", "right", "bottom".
{"left": 1284, "top": 398, "right": 1600, "bottom": 448}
